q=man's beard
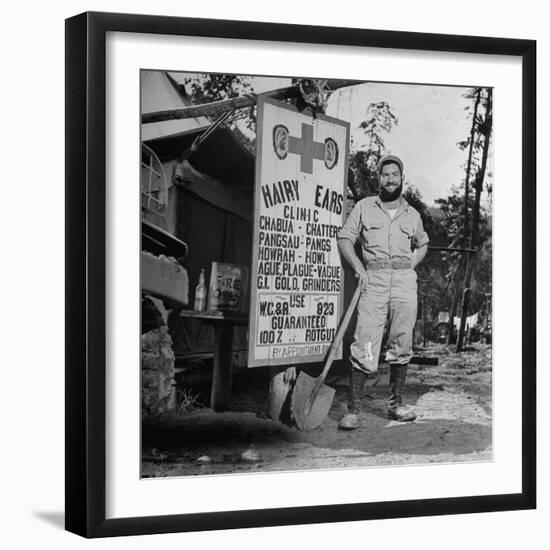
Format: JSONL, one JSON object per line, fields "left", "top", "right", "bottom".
{"left": 379, "top": 182, "right": 403, "bottom": 202}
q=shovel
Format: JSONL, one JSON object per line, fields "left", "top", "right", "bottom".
{"left": 291, "top": 284, "right": 362, "bottom": 431}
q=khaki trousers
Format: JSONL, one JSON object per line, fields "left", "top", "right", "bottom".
{"left": 350, "top": 268, "right": 417, "bottom": 373}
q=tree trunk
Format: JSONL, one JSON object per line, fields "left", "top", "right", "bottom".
{"left": 462, "top": 88, "right": 482, "bottom": 248}
{"left": 471, "top": 89, "right": 493, "bottom": 249}
{"left": 457, "top": 89, "right": 492, "bottom": 351}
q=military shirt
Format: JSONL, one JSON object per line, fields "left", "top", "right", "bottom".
{"left": 338, "top": 195, "right": 429, "bottom": 264}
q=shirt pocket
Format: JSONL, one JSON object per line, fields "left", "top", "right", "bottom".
{"left": 363, "top": 221, "right": 386, "bottom": 248}
{"left": 398, "top": 222, "right": 415, "bottom": 253}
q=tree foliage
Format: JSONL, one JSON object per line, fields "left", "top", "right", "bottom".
{"left": 182, "top": 73, "right": 253, "bottom": 104}
{"left": 181, "top": 73, "right": 257, "bottom": 134}
{"left": 428, "top": 188, "right": 492, "bottom": 314}
{"left": 348, "top": 102, "right": 398, "bottom": 200}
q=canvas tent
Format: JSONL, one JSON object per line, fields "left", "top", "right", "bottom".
{"left": 141, "top": 70, "right": 254, "bottom": 365}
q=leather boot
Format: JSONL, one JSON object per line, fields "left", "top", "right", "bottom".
{"left": 387, "top": 364, "right": 417, "bottom": 422}
{"left": 338, "top": 368, "right": 367, "bottom": 430}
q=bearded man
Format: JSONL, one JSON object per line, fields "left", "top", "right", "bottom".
{"left": 337, "top": 155, "right": 429, "bottom": 429}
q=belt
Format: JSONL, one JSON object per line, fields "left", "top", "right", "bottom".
{"left": 366, "top": 260, "right": 412, "bottom": 270}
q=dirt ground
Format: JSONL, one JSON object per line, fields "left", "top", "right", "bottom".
{"left": 142, "top": 343, "right": 492, "bottom": 477}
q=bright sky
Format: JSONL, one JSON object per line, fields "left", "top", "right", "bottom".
{"left": 326, "top": 82, "right": 474, "bottom": 205}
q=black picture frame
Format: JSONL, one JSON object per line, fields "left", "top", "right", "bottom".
{"left": 65, "top": 11, "right": 536, "bottom": 538}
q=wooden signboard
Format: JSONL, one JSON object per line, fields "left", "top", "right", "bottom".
{"left": 248, "top": 96, "right": 349, "bottom": 367}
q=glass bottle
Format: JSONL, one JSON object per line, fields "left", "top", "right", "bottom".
{"left": 194, "top": 269, "right": 207, "bottom": 312}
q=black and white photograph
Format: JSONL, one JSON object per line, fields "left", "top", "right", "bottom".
{"left": 1, "top": 0, "right": 546, "bottom": 543}
{"left": 140, "top": 70, "right": 494, "bottom": 478}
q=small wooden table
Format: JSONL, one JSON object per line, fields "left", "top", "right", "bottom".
{"left": 178, "top": 309, "right": 248, "bottom": 411}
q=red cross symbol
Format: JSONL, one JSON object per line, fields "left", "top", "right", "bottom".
{"left": 288, "top": 123, "right": 325, "bottom": 174}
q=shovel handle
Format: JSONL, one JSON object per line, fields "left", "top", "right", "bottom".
{"left": 309, "top": 284, "right": 362, "bottom": 398}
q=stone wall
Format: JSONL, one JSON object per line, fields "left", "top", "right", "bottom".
{"left": 142, "top": 296, "right": 176, "bottom": 418}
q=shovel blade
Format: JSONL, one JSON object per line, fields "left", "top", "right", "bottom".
{"left": 291, "top": 372, "right": 336, "bottom": 431}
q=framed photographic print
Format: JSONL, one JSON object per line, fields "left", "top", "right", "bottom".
{"left": 65, "top": 11, "right": 536, "bottom": 538}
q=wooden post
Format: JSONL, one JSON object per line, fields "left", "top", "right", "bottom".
{"left": 447, "top": 259, "right": 464, "bottom": 345}
{"left": 210, "top": 322, "right": 234, "bottom": 411}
